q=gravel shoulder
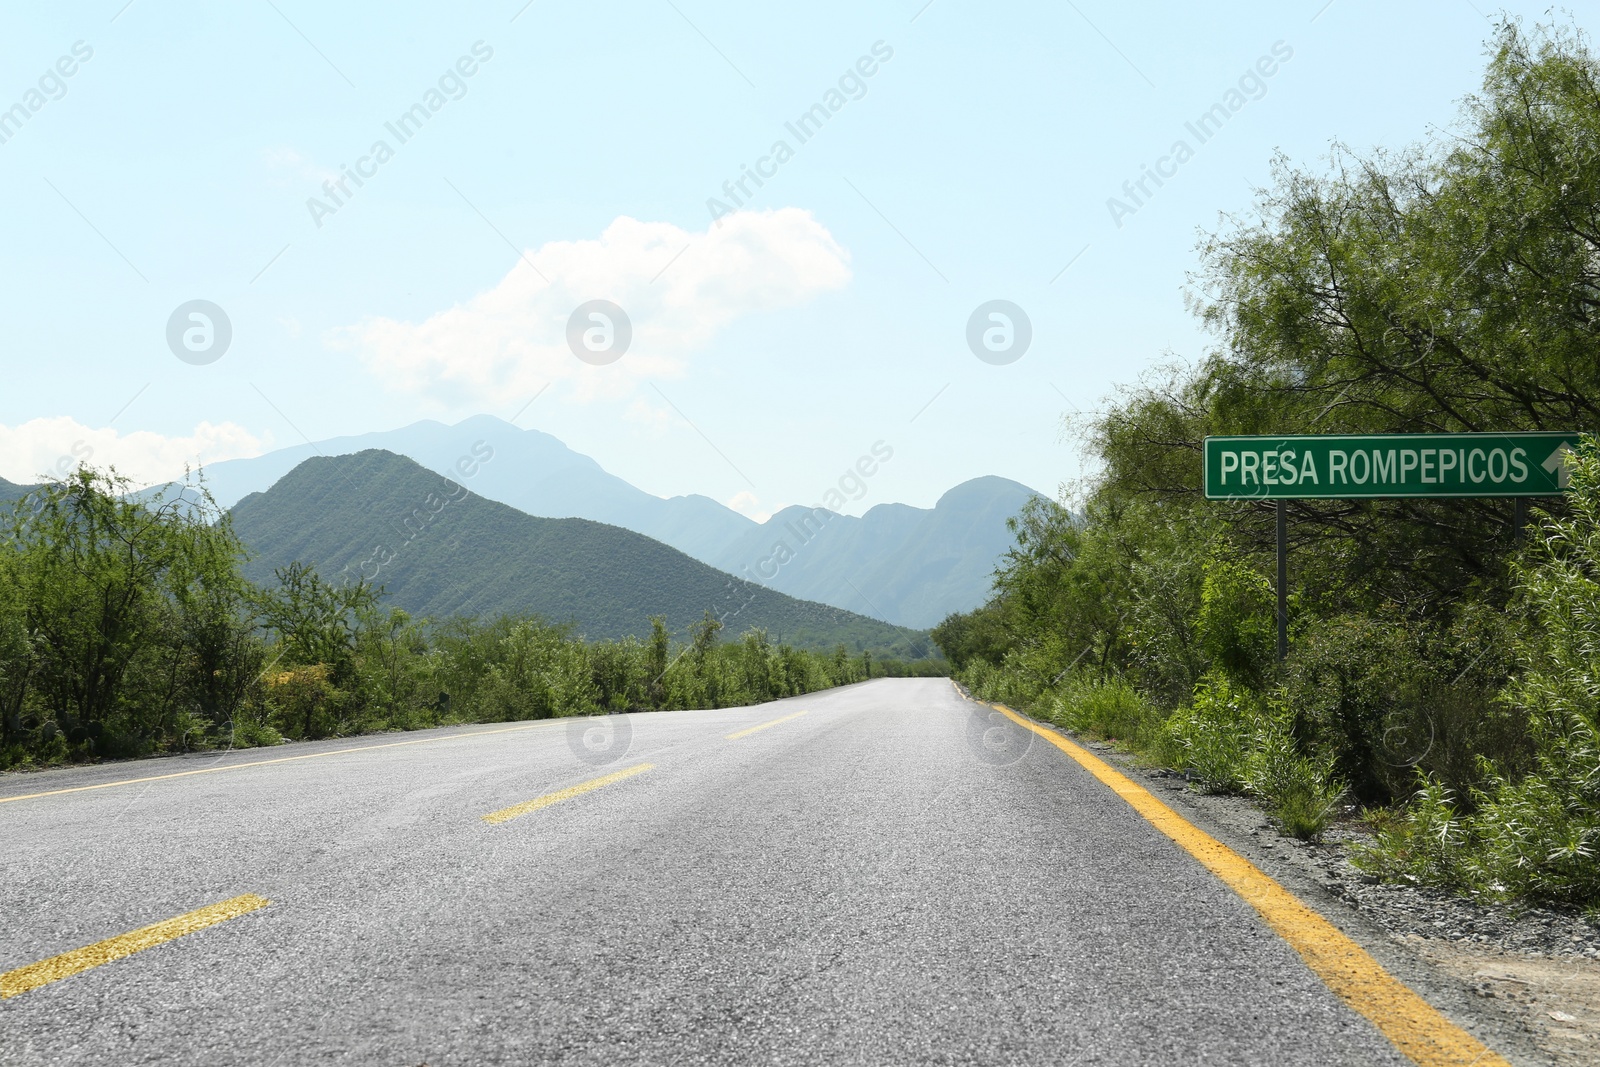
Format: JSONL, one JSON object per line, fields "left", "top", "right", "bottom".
{"left": 1061, "top": 727, "right": 1600, "bottom": 1067}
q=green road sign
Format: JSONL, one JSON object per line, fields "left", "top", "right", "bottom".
{"left": 1203, "top": 432, "right": 1584, "bottom": 500}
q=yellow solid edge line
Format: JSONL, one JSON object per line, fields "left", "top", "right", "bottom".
{"left": 0, "top": 720, "right": 563, "bottom": 806}
{"left": 482, "top": 763, "right": 654, "bottom": 825}
{"left": 725, "top": 710, "right": 808, "bottom": 741}
{"left": 0, "top": 893, "right": 271, "bottom": 999}
{"left": 986, "top": 700, "right": 1509, "bottom": 1067}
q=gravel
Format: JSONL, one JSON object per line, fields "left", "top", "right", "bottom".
{"left": 1120, "top": 760, "right": 1600, "bottom": 960}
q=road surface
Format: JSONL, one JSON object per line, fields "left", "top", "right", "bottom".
{"left": 1, "top": 678, "right": 1418, "bottom": 1065}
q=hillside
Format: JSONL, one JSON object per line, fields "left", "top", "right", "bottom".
{"left": 158, "top": 414, "right": 754, "bottom": 555}
{"left": 229, "top": 450, "right": 925, "bottom": 655}
{"left": 702, "top": 476, "right": 1041, "bottom": 629}
{"left": 0, "top": 477, "right": 35, "bottom": 507}
{"left": 175, "top": 415, "right": 1042, "bottom": 626}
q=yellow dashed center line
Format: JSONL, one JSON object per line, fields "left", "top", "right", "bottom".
{"left": 1, "top": 894, "right": 271, "bottom": 999}
{"left": 725, "top": 710, "right": 808, "bottom": 741}
{"left": 987, "top": 700, "right": 1510, "bottom": 1067}
{"left": 0, "top": 721, "right": 563, "bottom": 806}
{"left": 482, "top": 763, "right": 654, "bottom": 825}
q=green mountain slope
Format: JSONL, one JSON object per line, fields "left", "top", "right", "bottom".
{"left": 164, "top": 415, "right": 1042, "bottom": 626}
{"left": 0, "top": 477, "right": 38, "bottom": 506}
{"left": 230, "top": 450, "right": 923, "bottom": 654}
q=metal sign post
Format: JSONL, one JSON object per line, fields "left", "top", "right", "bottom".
{"left": 1276, "top": 500, "right": 1287, "bottom": 662}
{"left": 1203, "top": 431, "right": 1583, "bottom": 663}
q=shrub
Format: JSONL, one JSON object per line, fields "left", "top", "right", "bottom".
{"left": 1123, "top": 529, "right": 1210, "bottom": 708}
{"left": 1284, "top": 614, "right": 1434, "bottom": 804}
{"left": 1357, "top": 441, "right": 1600, "bottom": 905}
{"left": 1245, "top": 714, "right": 1343, "bottom": 840}
{"left": 589, "top": 637, "right": 648, "bottom": 711}
{"left": 1043, "top": 671, "right": 1168, "bottom": 754}
{"left": 1196, "top": 557, "right": 1277, "bottom": 689}
{"left": 1352, "top": 777, "right": 1472, "bottom": 888}
{"left": 1165, "top": 672, "right": 1265, "bottom": 793}
{"left": 478, "top": 618, "right": 597, "bottom": 720}
{"left": 960, "top": 657, "right": 1038, "bottom": 710}
{"left": 1416, "top": 605, "right": 1531, "bottom": 807}
{"left": 228, "top": 717, "right": 284, "bottom": 749}
{"left": 264, "top": 664, "right": 345, "bottom": 739}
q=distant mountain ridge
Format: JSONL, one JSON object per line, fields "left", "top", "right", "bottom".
{"left": 0, "top": 477, "right": 35, "bottom": 506}
{"left": 229, "top": 450, "right": 922, "bottom": 654}
{"left": 703, "top": 476, "right": 1038, "bottom": 628}
{"left": 155, "top": 415, "right": 1044, "bottom": 627}
{"left": 162, "top": 414, "right": 752, "bottom": 554}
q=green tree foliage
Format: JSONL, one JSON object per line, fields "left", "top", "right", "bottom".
{"left": 929, "top": 604, "right": 1009, "bottom": 672}
{"left": 1360, "top": 442, "right": 1600, "bottom": 903}
{"left": 0, "top": 468, "right": 908, "bottom": 768}
{"left": 255, "top": 562, "right": 378, "bottom": 683}
{"left": 1196, "top": 558, "right": 1276, "bottom": 689}
{"left": 0, "top": 469, "right": 258, "bottom": 763}
{"left": 1095, "top": 20, "right": 1600, "bottom": 620}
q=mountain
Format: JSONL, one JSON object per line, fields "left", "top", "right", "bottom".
{"left": 177, "top": 416, "right": 1043, "bottom": 627}
{"left": 165, "top": 414, "right": 755, "bottom": 554}
{"left": 702, "top": 477, "right": 1039, "bottom": 629}
{"left": 229, "top": 450, "right": 924, "bottom": 655}
{"left": 0, "top": 477, "right": 36, "bottom": 506}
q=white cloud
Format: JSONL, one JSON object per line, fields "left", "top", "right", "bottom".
{"left": 726, "top": 490, "right": 770, "bottom": 523}
{"left": 0, "top": 418, "right": 269, "bottom": 488}
{"left": 622, "top": 398, "right": 677, "bottom": 435}
{"left": 331, "top": 208, "right": 851, "bottom": 404}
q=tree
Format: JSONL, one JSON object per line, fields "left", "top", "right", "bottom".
{"left": 646, "top": 614, "right": 670, "bottom": 707}
{"left": 255, "top": 561, "right": 377, "bottom": 683}
{"left": 1098, "top": 19, "right": 1600, "bottom": 622}
{"left": 1, "top": 467, "right": 258, "bottom": 757}
{"left": 166, "top": 506, "right": 263, "bottom": 729}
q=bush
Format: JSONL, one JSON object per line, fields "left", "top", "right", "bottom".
{"left": 1284, "top": 614, "right": 1435, "bottom": 804}
{"left": 1245, "top": 715, "right": 1343, "bottom": 840}
{"left": 1165, "top": 672, "right": 1265, "bottom": 793}
{"left": 1357, "top": 441, "right": 1600, "bottom": 905}
{"left": 480, "top": 619, "right": 598, "bottom": 721}
{"left": 961, "top": 657, "right": 1039, "bottom": 710}
{"left": 264, "top": 664, "right": 346, "bottom": 739}
{"left": 930, "top": 603, "right": 1010, "bottom": 671}
{"left": 1123, "top": 522, "right": 1211, "bottom": 708}
{"left": 1043, "top": 671, "right": 1168, "bottom": 753}
{"left": 1196, "top": 557, "right": 1277, "bottom": 689}
{"left": 228, "top": 717, "right": 284, "bottom": 749}
{"left": 1165, "top": 672, "right": 1344, "bottom": 836}
{"left": 1454, "top": 443, "right": 1600, "bottom": 904}
{"left": 1352, "top": 778, "right": 1472, "bottom": 888}
{"left": 589, "top": 637, "right": 649, "bottom": 711}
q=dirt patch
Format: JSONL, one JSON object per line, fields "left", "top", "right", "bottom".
{"left": 1405, "top": 938, "right": 1600, "bottom": 1066}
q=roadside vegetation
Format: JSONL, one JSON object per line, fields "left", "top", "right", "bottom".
{"left": 937, "top": 20, "right": 1600, "bottom": 907}
{"left": 0, "top": 467, "right": 942, "bottom": 773}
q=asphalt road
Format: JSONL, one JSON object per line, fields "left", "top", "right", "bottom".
{"left": 0, "top": 678, "right": 1414, "bottom": 1066}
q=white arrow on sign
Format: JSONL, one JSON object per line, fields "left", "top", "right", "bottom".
{"left": 1543, "top": 442, "right": 1576, "bottom": 489}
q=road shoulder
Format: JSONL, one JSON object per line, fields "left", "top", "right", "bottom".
{"left": 965, "top": 686, "right": 1565, "bottom": 1067}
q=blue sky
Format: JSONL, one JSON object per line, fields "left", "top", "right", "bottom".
{"left": 0, "top": 0, "right": 1580, "bottom": 519}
